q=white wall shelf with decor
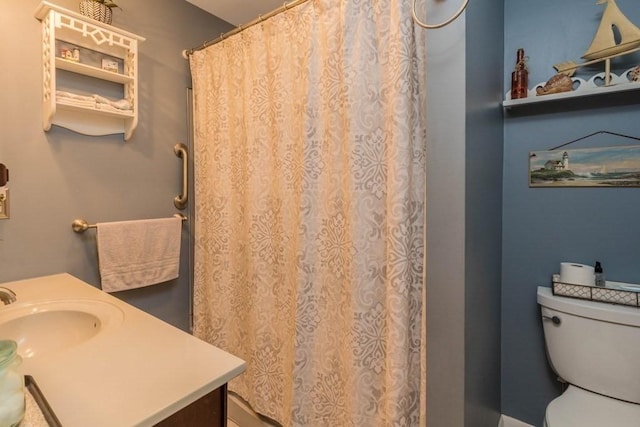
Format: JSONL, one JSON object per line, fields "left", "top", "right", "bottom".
{"left": 35, "top": 1, "right": 145, "bottom": 140}
{"left": 503, "top": 69, "right": 640, "bottom": 111}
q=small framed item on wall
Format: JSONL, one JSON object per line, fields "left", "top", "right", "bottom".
{"left": 0, "top": 188, "right": 9, "bottom": 219}
{"left": 101, "top": 58, "right": 119, "bottom": 73}
{"left": 0, "top": 163, "right": 9, "bottom": 219}
{"left": 529, "top": 145, "right": 640, "bottom": 187}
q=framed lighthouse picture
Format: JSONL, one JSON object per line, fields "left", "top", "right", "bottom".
{"left": 529, "top": 145, "right": 640, "bottom": 187}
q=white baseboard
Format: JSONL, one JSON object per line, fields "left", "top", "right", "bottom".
{"left": 499, "top": 414, "right": 535, "bottom": 427}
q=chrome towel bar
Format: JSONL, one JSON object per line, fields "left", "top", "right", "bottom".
{"left": 72, "top": 213, "right": 187, "bottom": 233}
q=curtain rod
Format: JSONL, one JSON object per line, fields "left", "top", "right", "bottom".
{"left": 182, "top": 0, "right": 310, "bottom": 58}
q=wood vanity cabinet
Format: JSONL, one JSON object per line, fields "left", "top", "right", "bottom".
{"left": 155, "top": 384, "right": 227, "bottom": 427}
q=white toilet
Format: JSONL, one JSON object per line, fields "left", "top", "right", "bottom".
{"left": 537, "top": 287, "right": 640, "bottom": 427}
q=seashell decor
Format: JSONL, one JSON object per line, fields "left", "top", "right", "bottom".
{"left": 536, "top": 73, "right": 573, "bottom": 96}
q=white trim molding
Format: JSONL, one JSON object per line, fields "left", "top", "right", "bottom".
{"left": 499, "top": 414, "right": 536, "bottom": 427}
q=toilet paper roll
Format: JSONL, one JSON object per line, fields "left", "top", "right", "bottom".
{"left": 560, "top": 262, "right": 595, "bottom": 286}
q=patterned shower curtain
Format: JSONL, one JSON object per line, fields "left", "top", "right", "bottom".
{"left": 190, "top": 0, "right": 427, "bottom": 425}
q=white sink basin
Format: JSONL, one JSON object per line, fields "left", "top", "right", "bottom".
{"left": 0, "top": 299, "right": 124, "bottom": 358}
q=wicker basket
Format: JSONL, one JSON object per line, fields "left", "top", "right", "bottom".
{"left": 79, "top": 1, "right": 113, "bottom": 24}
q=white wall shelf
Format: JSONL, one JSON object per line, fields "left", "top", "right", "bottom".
{"left": 57, "top": 99, "right": 135, "bottom": 118}
{"left": 35, "top": 1, "right": 145, "bottom": 140}
{"left": 56, "top": 58, "right": 134, "bottom": 84}
{"left": 503, "top": 68, "right": 640, "bottom": 110}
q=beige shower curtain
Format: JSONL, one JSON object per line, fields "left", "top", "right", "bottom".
{"left": 190, "top": 0, "right": 427, "bottom": 425}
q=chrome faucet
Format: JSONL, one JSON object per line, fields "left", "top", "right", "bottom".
{"left": 0, "top": 287, "right": 16, "bottom": 305}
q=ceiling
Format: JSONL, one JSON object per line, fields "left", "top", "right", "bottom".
{"left": 185, "top": 0, "right": 285, "bottom": 26}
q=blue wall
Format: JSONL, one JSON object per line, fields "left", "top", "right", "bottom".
{"left": 503, "top": 0, "right": 640, "bottom": 424}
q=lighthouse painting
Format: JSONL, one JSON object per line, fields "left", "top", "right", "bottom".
{"left": 529, "top": 145, "right": 640, "bottom": 187}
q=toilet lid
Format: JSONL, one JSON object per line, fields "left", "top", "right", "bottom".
{"left": 546, "top": 386, "right": 640, "bottom": 427}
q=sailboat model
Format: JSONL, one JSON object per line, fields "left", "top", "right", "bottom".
{"left": 554, "top": 0, "right": 640, "bottom": 85}
{"left": 582, "top": 0, "right": 640, "bottom": 60}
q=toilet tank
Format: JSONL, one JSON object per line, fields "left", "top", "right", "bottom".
{"left": 537, "top": 287, "right": 640, "bottom": 404}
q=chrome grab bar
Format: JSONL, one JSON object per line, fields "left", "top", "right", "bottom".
{"left": 174, "top": 143, "right": 188, "bottom": 210}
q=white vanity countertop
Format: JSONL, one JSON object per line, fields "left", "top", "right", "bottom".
{"left": 0, "top": 273, "right": 246, "bottom": 427}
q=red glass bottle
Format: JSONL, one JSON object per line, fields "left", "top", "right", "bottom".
{"left": 511, "top": 48, "right": 528, "bottom": 99}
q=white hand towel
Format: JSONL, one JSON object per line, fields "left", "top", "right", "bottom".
{"left": 96, "top": 217, "right": 182, "bottom": 292}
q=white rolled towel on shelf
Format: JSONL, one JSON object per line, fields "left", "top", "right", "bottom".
{"left": 56, "top": 91, "right": 132, "bottom": 111}
{"left": 94, "top": 94, "right": 131, "bottom": 110}
{"left": 96, "top": 217, "right": 182, "bottom": 292}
